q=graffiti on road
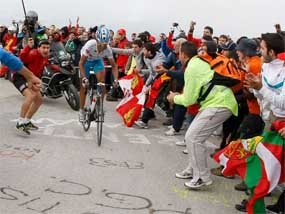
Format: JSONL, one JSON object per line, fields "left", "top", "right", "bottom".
{"left": 89, "top": 158, "right": 144, "bottom": 169}
{"left": 0, "top": 144, "right": 41, "bottom": 160}
{"left": 0, "top": 176, "right": 190, "bottom": 214}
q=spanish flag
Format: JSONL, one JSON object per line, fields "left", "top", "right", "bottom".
{"left": 116, "top": 73, "right": 146, "bottom": 127}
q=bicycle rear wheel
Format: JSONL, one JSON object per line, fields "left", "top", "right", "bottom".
{"left": 96, "top": 94, "right": 104, "bottom": 146}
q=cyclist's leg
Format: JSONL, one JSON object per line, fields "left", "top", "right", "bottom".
{"left": 79, "top": 61, "right": 93, "bottom": 110}
{"left": 95, "top": 70, "right": 106, "bottom": 96}
{"left": 79, "top": 60, "right": 93, "bottom": 122}
{"left": 93, "top": 59, "right": 106, "bottom": 97}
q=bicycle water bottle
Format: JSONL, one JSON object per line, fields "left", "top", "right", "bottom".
{"left": 90, "top": 94, "right": 97, "bottom": 113}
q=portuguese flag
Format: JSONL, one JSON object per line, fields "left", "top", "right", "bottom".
{"left": 213, "top": 131, "right": 285, "bottom": 214}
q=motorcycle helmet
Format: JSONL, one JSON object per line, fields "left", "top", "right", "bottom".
{"left": 96, "top": 25, "right": 110, "bottom": 43}
{"left": 8, "top": 25, "right": 17, "bottom": 32}
{"left": 26, "top": 10, "right": 38, "bottom": 25}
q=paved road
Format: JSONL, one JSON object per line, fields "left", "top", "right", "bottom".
{"left": 0, "top": 79, "right": 275, "bottom": 214}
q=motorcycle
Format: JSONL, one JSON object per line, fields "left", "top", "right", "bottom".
{"left": 41, "top": 42, "right": 80, "bottom": 111}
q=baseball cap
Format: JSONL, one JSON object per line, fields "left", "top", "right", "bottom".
{"left": 220, "top": 41, "right": 237, "bottom": 51}
{"left": 117, "top": 28, "right": 126, "bottom": 36}
{"left": 236, "top": 38, "right": 258, "bottom": 56}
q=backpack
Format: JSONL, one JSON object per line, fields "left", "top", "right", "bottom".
{"left": 197, "top": 54, "right": 245, "bottom": 103}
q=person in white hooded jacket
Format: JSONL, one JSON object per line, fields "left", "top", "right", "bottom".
{"left": 244, "top": 32, "right": 285, "bottom": 214}
{"left": 245, "top": 33, "right": 285, "bottom": 124}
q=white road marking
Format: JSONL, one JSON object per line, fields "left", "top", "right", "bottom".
{"left": 124, "top": 134, "right": 151, "bottom": 145}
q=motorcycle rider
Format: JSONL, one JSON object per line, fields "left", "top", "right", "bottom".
{"left": 78, "top": 25, "right": 118, "bottom": 122}
{"left": 12, "top": 38, "right": 50, "bottom": 134}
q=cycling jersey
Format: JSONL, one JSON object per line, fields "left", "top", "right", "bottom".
{"left": 80, "top": 39, "right": 113, "bottom": 61}
{"left": 81, "top": 39, "right": 113, "bottom": 77}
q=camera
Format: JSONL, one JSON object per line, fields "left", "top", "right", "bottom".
{"left": 172, "top": 22, "right": 179, "bottom": 27}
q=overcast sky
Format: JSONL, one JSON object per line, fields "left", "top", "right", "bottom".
{"left": 1, "top": 0, "right": 284, "bottom": 40}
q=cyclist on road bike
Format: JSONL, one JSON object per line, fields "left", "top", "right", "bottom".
{"left": 78, "top": 25, "right": 118, "bottom": 122}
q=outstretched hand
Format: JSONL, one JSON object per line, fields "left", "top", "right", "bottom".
{"left": 244, "top": 73, "right": 262, "bottom": 90}
{"left": 167, "top": 91, "right": 179, "bottom": 103}
{"left": 154, "top": 65, "right": 167, "bottom": 73}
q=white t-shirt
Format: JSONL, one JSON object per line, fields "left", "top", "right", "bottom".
{"left": 80, "top": 39, "right": 113, "bottom": 61}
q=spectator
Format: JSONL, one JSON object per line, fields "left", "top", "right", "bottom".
{"left": 218, "top": 34, "right": 228, "bottom": 46}
{"left": 0, "top": 24, "right": 7, "bottom": 47}
{"left": 131, "top": 32, "right": 137, "bottom": 41}
{"left": 111, "top": 39, "right": 146, "bottom": 76}
{"left": 134, "top": 42, "right": 166, "bottom": 128}
{"left": 168, "top": 41, "right": 238, "bottom": 189}
{"left": 187, "top": 20, "right": 213, "bottom": 47}
{"left": 237, "top": 32, "right": 285, "bottom": 214}
{"left": 155, "top": 38, "right": 187, "bottom": 135}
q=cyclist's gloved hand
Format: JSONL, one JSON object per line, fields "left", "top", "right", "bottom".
{"left": 82, "top": 77, "right": 89, "bottom": 88}
{"left": 113, "top": 80, "right": 119, "bottom": 88}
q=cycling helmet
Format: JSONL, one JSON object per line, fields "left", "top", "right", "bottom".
{"left": 96, "top": 25, "right": 110, "bottom": 43}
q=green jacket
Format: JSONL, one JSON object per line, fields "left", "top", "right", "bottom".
{"left": 174, "top": 56, "right": 238, "bottom": 116}
{"left": 65, "top": 40, "right": 76, "bottom": 53}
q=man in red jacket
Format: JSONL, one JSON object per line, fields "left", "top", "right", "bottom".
{"left": 116, "top": 28, "right": 129, "bottom": 74}
{"left": 12, "top": 38, "right": 50, "bottom": 135}
{"left": 187, "top": 21, "right": 213, "bottom": 47}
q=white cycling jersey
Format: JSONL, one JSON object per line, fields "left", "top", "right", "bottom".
{"left": 80, "top": 39, "right": 113, "bottom": 61}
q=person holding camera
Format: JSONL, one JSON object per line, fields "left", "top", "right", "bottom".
{"left": 187, "top": 20, "right": 214, "bottom": 47}
{"left": 274, "top": 24, "right": 285, "bottom": 61}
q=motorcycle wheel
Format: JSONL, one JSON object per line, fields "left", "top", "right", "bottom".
{"left": 64, "top": 84, "right": 80, "bottom": 111}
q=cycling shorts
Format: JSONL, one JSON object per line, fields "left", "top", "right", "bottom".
{"left": 84, "top": 59, "right": 105, "bottom": 78}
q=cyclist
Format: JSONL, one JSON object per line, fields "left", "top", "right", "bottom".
{"left": 78, "top": 25, "right": 118, "bottom": 122}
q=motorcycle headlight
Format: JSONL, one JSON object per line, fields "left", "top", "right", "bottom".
{"left": 61, "top": 61, "right": 69, "bottom": 67}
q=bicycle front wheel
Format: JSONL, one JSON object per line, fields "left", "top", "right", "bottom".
{"left": 82, "top": 108, "right": 92, "bottom": 132}
{"left": 96, "top": 95, "right": 104, "bottom": 146}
